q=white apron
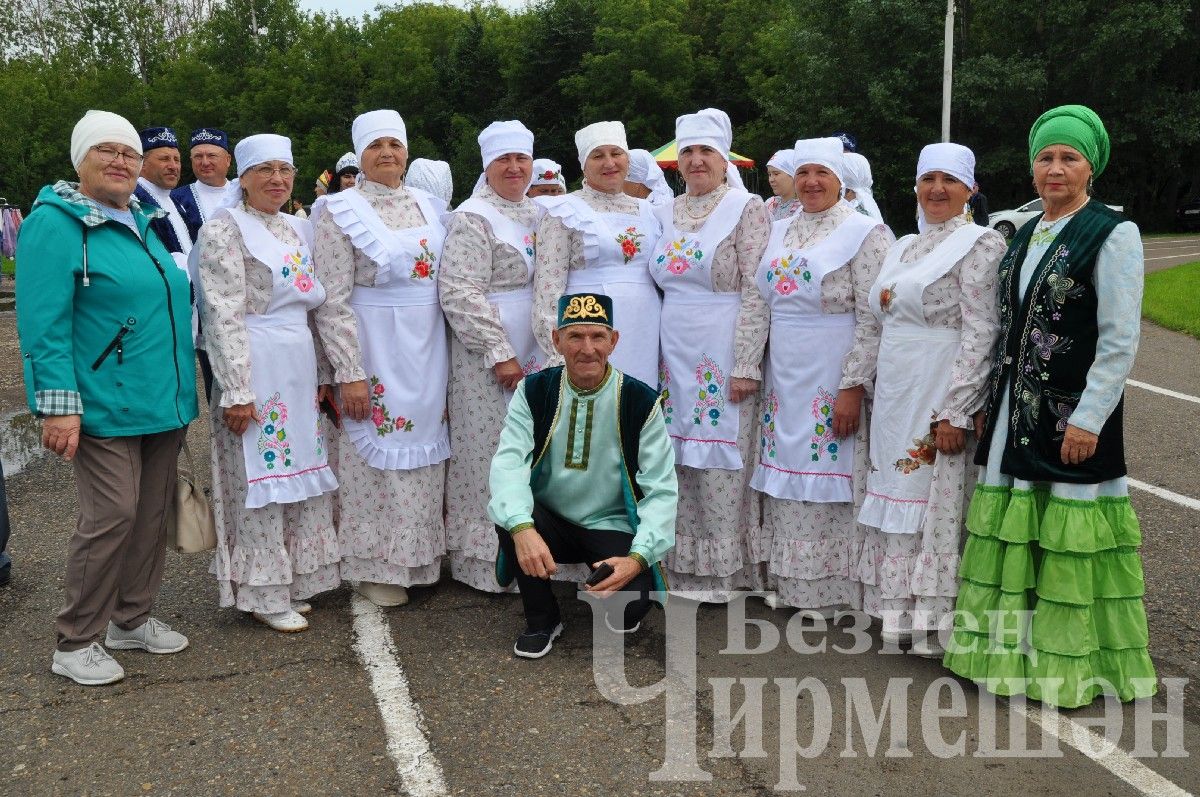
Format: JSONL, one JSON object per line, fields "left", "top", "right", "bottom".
{"left": 321, "top": 188, "right": 451, "bottom": 470}
{"left": 457, "top": 197, "right": 546, "bottom": 385}
{"left": 543, "top": 194, "right": 663, "bottom": 387}
{"left": 748, "top": 211, "right": 877, "bottom": 502}
{"left": 650, "top": 191, "right": 753, "bottom": 470}
{"left": 220, "top": 207, "right": 338, "bottom": 510}
{"left": 858, "top": 223, "right": 990, "bottom": 532}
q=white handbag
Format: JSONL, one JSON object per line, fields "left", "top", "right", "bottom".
{"left": 166, "top": 440, "right": 216, "bottom": 553}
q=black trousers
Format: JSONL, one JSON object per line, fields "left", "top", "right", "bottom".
{"left": 197, "top": 349, "right": 215, "bottom": 404}
{"left": 495, "top": 503, "right": 652, "bottom": 632}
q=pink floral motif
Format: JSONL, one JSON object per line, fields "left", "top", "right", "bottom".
{"left": 765, "top": 252, "right": 814, "bottom": 297}
{"left": 368, "top": 375, "right": 414, "bottom": 436}
{"left": 775, "top": 276, "right": 798, "bottom": 296}
{"left": 411, "top": 238, "right": 436, "bottom": 280}
{"left": 523, "top": 233, "right": 536, "bottom": 258}
{"left": 655, "top": 237, "right": 703, "bottom": 276}
{"left": 761, "top": 389, "right": 779, "bottom": 458}
{"left": 692, "top": 354, "right": 726, "bottom": 427}
{"left": 257, "top": 392, "right": 293, "bottom": 470}
{"left": 521, "top": 356, "right": 541, "bottom": 376}
{"left": 281, "top": 250, "right": 317, "bottom": 294}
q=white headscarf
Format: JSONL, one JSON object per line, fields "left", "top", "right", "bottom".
{"left": 352, "top": 110, "right": 407, "bottom": 161}
{"left": 473, "top": 120, "right": 535, "bottom": 195}
{"left": 766, "top": 149, "right": 795, "bottom": 175}
{"left": 233, "top": 133, "right": 292, "bottom": 177}
{"left": 841, "top": 152, "right": 883, "bottom": 223}
{"left": 70, "top": 110, "right": 141, "bottom": 171}
{"left": 529, "top": 158, "right": 566, "bottom": 191}
{"left": 915, "top": 142, "right": 976, "bottom": 233}
{"left": 791, "top": 137, "right": 846, "bottom": 190}
{"left": 575, "top": 121, "right": 627, "bottom": 169}
{"left": 675, "top": 108, "right": 746, "bottom": 192}
{"left": 626, "top": 149, "right": 673, "bottom": 206}
{"left": 405, "top": 158, "right": 453, "bottom": 205}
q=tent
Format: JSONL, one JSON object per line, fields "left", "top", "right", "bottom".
{"left": 651, "top": 140, "right": 755, "bottom": 169}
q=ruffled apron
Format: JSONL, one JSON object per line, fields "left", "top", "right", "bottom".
{"left": 650, "top": 191, "right": 753, "bottom": 470}
{"left": 748, "top": 212, "right": 878, "bottom": 502}
{"left": 219, "top": 207, "right": 338, "bottom": 509}
{"left": 859, "top": 223, "right": 990, "bottom": 532}
{"left": 321, "top": 188, "right": 451, "bottom": 470}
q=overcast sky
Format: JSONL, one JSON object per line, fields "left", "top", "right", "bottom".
{"left": 298, "top": 0, "right": 529, "bottom": 19}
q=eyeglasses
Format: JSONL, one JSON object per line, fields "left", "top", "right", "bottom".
{"left": 249, "top": 164, "right": 297, "bottom": 179}
{"left": 91, "top": 145, "right": 144, "bottom": 166}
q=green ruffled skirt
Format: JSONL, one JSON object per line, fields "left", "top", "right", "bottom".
{"left": 942, "top": 484, "right": 1157, "bottom": 708}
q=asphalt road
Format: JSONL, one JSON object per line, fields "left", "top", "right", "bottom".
{"left": 1, "top": 246, "right": 1198, "bottom": 796}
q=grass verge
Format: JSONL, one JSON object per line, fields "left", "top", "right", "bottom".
{"left": 1, "top": 256, "right": 12, "bottom": 277}
{"left": 1143, "top": 260, "right": 1200, "bottom": 338}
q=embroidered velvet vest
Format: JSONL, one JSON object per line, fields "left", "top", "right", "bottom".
{"left": 975, "top": 199, "right": 1126, "bottom": 483}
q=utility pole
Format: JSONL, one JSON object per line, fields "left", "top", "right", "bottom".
{"left": 941, "top": 0, "right": 955, "bottom": 142}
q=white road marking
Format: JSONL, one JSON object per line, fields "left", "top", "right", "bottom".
{"left": 1144, "top": 252, "right": 1200, "bottom": 262}
{"left": 350, "top": 594, "right": 448, "bottom": 796}
{"left": 1143, "top": 238, "right": 1200, "bottom": 245}
{"left": 1128, "top": 478, "right": 1200, "bottom": 512}
{"left": 1011, "top": 703, "right": 1194, "bottom": 797}
{"left": 1127, "top": 379, "right": 1200, "bottom": 405}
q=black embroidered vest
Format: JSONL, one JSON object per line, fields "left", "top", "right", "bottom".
{"left": 975, "top": 200, "right": 1127, "bottom": 483}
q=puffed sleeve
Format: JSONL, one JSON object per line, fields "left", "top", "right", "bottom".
{"left": 196, "top": 219, "right": 255, "bottom": 408}
{"left": 732, "top": 197, "right": 771, "bottom": 380}
{"left": 439, "top": 212, "right": 516, "bottom": 367}
{"left": 531, "top": 213, "right": 574, "bottom": 361}
{"left": 937, "top": 230, "right": 1006, "bottom": 427}
{"left": 1069, "top": 221, "right": 1143, "bottom": 435}
{"left": 311, "top": 210, "right": 368, "bottom": 384}
{"left": 838, "top": 224, "right": 894, "bottom": 393}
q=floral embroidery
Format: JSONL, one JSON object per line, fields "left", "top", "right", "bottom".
{"left": 257, "top": 393, "right": 293, "bottom": 470}
{"left": 1047, "top": 394, "right": 1077, "bottom": 439}
{"left": 879, "top": 283, "right": 897, "bottom": 312}
{"left": 655, "top": 237, "right": 703, "bottom": 276}
{"left": 314, "top": 398, "right": 325, "bottom": 459}
{"left": 691, "top": 355, "right": 725, "bottom": 427}
{"left": 763, "top": 252, "right": 814, "bottom": 296}
{"left": 368, "top": 375, "right": 414, "bottom": 436}
{"left": 659, "top": 357, "right": 675, "bottom": 425}
{"left": 1030, "top": 223, "right": 1058, "bottom": 247}
{"left": 761, "top": 390, "right": 779, "bottom": 459}
{"left": 521, "top": 356, "right": 541, "bottom": 376}
{"left": 895, "top": 417, "right": 937, "bottom": 474}
{"left": 615, "top": 226, "right": 645, "bottom": 264}
{"left": 280, "top": 249, "right": 316, "bottom": 293}
{"left": 540, "top": 168, "right": 560, "bottom": 182}
{"left": 411, "top": 238, "right": 436, "bottom": 280}
{"left": 523, "top": 233, "right": 536, "bottom": 258}
{"left": 809, "top": 387, "right": 838, "bottom": 462}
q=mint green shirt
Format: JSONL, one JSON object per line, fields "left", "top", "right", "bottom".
{"left": 487, "top": 368, "right": 677, "bottom": 565}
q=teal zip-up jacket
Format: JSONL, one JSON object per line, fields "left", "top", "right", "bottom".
{"left": 16, "top": 182, "right": 198, "bottom": 437}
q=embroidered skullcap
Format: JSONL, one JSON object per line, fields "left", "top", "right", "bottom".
{"left": 557, "top": 292, "right": 614, "bottom": 329}
{"left": 405, "top": 158, "right": 453, "bottom": 204}
{"left": 316, "top": 170, "right": 331, "bottom": 189}
{"left": 530, "top": 159, "right": 566, "bottom": 191}
{"left": 335, "top": 152, "right": 359, "bottom": 174}
{"left": 675, "top": 108, "right": 733, "bottom": 160}
{"left": 190, "top": 127, "right": 230, "bottom": 151}
{"left": 352, "top": 110, "right": 407, "bottom": 161}
{"left": 233, "top": 133, "right": 293, "bottom": 177}
{"left": 792, "top": 137, "right": 846, "bottom": 188}
{"left": 1028, "top": 104, "right": 1110, "bottom": 177}
{"left": 71, "top": 110, "right": 141, "bottom": 170}
{"left": 916, "top": 142, "right": 975, "bottom": 188}
{"left": 139, "top": 126, "right": 178, "bottom": 152}
{"left": 478, "top": 120, "right": 534, "bottom": 168}
{"left": 626, "top": 149, "right": 673, "bottom": 206}
{"left": 767, "top": 149, "right": 795, "bottom": 174}
{"left": 575, "top": 121, "right": 628, "bottom": 169}
{"left": 832, "top": 131, "right": 858, "bottom": 152}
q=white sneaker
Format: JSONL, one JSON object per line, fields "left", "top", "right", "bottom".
{"left": 105, "top": 617, "right": 189, "bottom": 654}
{"left": 291, "top": 600, "right": 313, "bottom": 616}
{"left": 355, "top": 582, "right": 409, "bottom": 607}
{"left": 251, "top": 609, "right": 309, "bottom": 633}
{"left": 51, "top": 643, "right": 125, "bottom": 686}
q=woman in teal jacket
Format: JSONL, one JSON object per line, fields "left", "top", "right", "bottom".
{"left": 16, "top": 110, "right": 198, "bottom": 687}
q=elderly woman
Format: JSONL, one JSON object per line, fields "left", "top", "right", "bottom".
{"left": 440, "top": 121, "right": 549, "bottom": 592}
{"left": 842, "top": 152, "right": 884, "bottom": 223}
{"left": 649, "top": 108, "right": 769, "bottom": 601}
{"left": 748, "top": 137, "right": 892, "bottom": 616}
{"left": 624, "top": 149, "right": 674, "bottom": 206}
{"left": 764, "top": 149, "right": 800, "bottom": 221}
{"left": 327, "top": 153, "right": 359, "bottom": 194}
{"left": 405, "top": 158, "right": 454, "bottom": 206}
{"left": 855, "top": 143, "right": 1005, "bottom": 655}
{"left": 531, "top": 122, "right": 662, "bottom": 387}
{"left": 310, "top": 110, "right": 451, "bottom": 608}
{"left": 198, "top": 134, "right": 339, "bottom": 633}
{"left": 17, "top": 110, "right": 198, "bottom": 685}
{"left": 943, "top": 106, "right": 1156, "bottom": 708}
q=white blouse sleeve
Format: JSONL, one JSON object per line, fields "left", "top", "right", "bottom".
{"left": 438, "top": 212, "right": 516, "bottom": 367}
{"left": 196, "top": 219, "right": 255, "bottom": 408}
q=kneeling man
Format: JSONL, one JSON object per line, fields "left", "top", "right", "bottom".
{"left": 488, "top": 293, "right": 676, "bottom": 658}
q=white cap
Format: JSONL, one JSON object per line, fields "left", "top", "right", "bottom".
{"left": 352, "top": 110, "right": 407, "bottom": 161}
{"left": 574, "top": 121, "right": 628, "bottom": 168}
{"left": 767, "top": 149, "right": 795, "bottom": 174}
{"left": 405, "top": 158, "right": 453, "bottom": 204}
{"left": 234, "top": 133, "right": 293, "bottom": 177}
{"left": 675, "top": 108, "right": 733, "bottom": 160}
{"left": 916, "top": 142, "right": 975, "bottom": 188}
{"left": 530, "top": 159, "right": 566, "bottom": 190}
{"left": 792, "top": 137, "right": 846, "bottom": 187}
{"left": 478, "top": 120, "right": 534, "bottom": 168}
{"left": 335, "top": 152, "right": 359, "bottom": 173}
{"left": 841, "top": 152, "right": 873, "bottom": 190}
{"left": 70, "top": 110, "right": 141, "bottom": 171}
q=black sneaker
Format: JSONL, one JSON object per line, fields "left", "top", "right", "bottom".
{"left": 514, "top": 622, "right": 564, "bottom": 659}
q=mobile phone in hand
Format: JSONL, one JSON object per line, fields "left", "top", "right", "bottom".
{"left": 584, "top": 562, "right": 615, "bottom": 588}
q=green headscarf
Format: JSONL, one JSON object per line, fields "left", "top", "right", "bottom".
{"left": 1028, "top": 104, "right": 1110, "bottom": 177}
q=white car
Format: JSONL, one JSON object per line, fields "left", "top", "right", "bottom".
{"left": 990, "top": 198, "right": 1123, "bottom": 239}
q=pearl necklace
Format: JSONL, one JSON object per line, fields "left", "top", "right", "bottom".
{"left": 683, "top": 186, "right": 725, "bottom": 220}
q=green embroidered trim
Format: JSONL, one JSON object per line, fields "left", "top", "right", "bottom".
{"left": 566, "top": 364, "right": 613, "bottom": 397}
{"left": 564, "top": 396, "right": 594, "bottom": 470}
{"left": 509, "top": 522, "right": 535, "bottom": 536}
{"left": 532, "top": 377, "right": 566, "bottom": 470}
{"left": 629, "top": 552, "right": 649, "bottom": 572}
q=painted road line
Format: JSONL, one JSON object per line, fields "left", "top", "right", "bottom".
{"left": 350, "top": 594, "right": 448, "bottom": 797}
{"left": 1012, "top": 703, "right": 1193, "bottom": 797}
{"left": 1127, "top": 379, "right": 1200, "bottom": 405}
{"left": 1145, "top": 252, "right": 1200, "bottom": 262}
{"left": 1128, "top": 478, "right": 1200, "bottom": 513}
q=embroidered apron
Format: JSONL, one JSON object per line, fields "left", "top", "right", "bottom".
{"left": 859, "top": 224, "right": 990, "bottom": 533}
{"left": 457, "top": 197, "right": 545, "bottom": 381}
{"left": 221, "top": 207, "right": 337, "bottom": 510}
{"left": 748, "top": 212, "right": 877, "bottom": 502}
{"left": 322, "top": 189, "right": 451, "bottom": 470}
{"left": 649, "top": 191, "right": 752, "bottom": 470}
{"left": 549, "top": 195, "right": 663, "bottom": 386}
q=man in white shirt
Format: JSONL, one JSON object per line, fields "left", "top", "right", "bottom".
{"left": 169, "top": 127, "right": 240, "bottom": 245}
{"left": 133, "top": 127, "right": 189, "bottom": 259}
